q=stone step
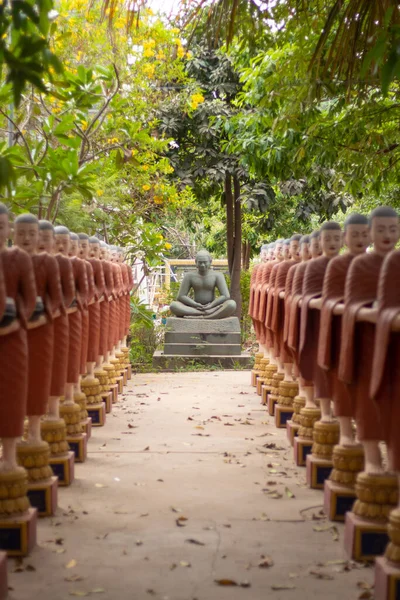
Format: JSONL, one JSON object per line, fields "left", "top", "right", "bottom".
{"left": 165, "top": 332, "right": 241, "bottom": 345}
{"left": 165, "top": 316, "right": 240, "bottom": 333}
{"left": 153, "top": 350, "right": 252, "bottom": 369}
{"left": 163, "top": 343, "right": 242, "bottom": 356}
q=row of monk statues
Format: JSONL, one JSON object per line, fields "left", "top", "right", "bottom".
{"left": 0, "top": 203, "right": 133, "bottom": 562}
{"left": 249, "top": 206, "right": 400, "bottom": 597}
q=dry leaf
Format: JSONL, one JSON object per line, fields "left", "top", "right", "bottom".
{"left": 215, "top": 579, "right": 237, "bottom": 586}
{"left": 140, "top": 513, "right": 149, "bottom": 518}
{"left": 358, "top": 592, "right": 372, "bottom": 599}
{"left": 143, "top": 446, "right": 150, "bottom": 451}
{"left": 69, "top": 592, "right": 88, "bottom": 597}
{"left": 92, "top": 589, "right": 105, "bottom": 594}
{"left": 285, "top": 487, "right": 295, "bottom": 499}
{"left": 95, "top": 484, "right": 107, "bottom": 488}
{"left": 309, "top": 569, "right": 334, "bottom": 580}
{"left": 176, "top": 516, "right": 188, "bottom": 527}
{"left": 179, "top": 561, "right": 191, "bottom": 567}
{"left": 65, "top": 575, "right": 84, "bottom": 583}
{"left": 25, "top": 564, "right": 36, "bottom": 572}
{"left": 258, "top": 556, "right": 274, "bottom": 568}
{"left": 185, "top": 538, "right": 205, "bottom": 546}
{"left": 136, "top": 540, "right": 143, "bottom": 546}
{"left": 195, "top": 426, "right": 204, "bottom": 430}
{"left": 55, "top": 549, "right": 66, "bottom": 554}
{"left": 271, "top": 584, "right": 296, "bottom": 591}
{"left": 66, "top": 560, "right": 77, "bottom": 569}
{"left": 171, "top": 507, "right": 182, "bottom": 513}
{"left": 357, "top": 582, "right": 373, "bottom": 590}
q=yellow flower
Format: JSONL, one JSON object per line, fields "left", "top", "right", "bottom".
{"left": 153, "top": 196, "right": 163, "bottom": 204}
{"left": 81, "top": 120, "right": 88, "bottom": 131}
{"left": 190, "top": 93, "right": 205, "bottom": 110}
{"left": 142, "top": 184, "right": 151, "bottom": 191}
{"left": 165, "top": 242, "right": 172, "bottom": 250}
{"left": 96, "top": 189, "right": 104, "bottom": 196}
{"left": 143, "top": 48, "right": 155, "bottom": 58}
{"left": 142, "top": 165, "right": 149, "bottom": 171}
{"left": 142, "top": 64, "right": 155, "bottom": 78}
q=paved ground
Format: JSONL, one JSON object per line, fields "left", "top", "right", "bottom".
{"left": 8, "top": 371, "right": 374, "bottom": 600}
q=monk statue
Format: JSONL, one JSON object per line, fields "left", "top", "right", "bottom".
{"left": 170, "top": 250, "right": 236, "bottom": 319}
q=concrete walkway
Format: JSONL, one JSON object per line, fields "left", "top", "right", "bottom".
{"left": 8, "top": 372, "right": 373, "bottom": 600}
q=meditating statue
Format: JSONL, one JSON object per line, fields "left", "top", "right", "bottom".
{"left": 170, "top": 250, "right": 236, "bottom": 319}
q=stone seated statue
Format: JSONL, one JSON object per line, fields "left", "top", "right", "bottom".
{"left": 170, "top": 250, "right": 236, "bottom": 320}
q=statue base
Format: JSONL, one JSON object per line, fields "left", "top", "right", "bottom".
{"left": 286, "top": 420, "right": 299, "bottom": 446}
{"left": 87, "top": 402, "right": 106, "bottom": 427}
{"left": 256, "top": 377, "right": 265, "bottom": 396}
{"left": 27, "top": 477, "right": 58, "bottom": 517}
{"left": 267, "top": 394, "right": 278, "bottom": 416}
{"left": 109, "top": 383, "right": 118, "bottom": 404}
{"left": 116, "top": 376, "right": 124, "bottom": 394}
{"left": 67, "top": 433, "right": 88, "bottom": 463}
{"left": 126, "top": 363, "right": 132, "bottom": 379}
{"left": 155, "top": 317, "right": 252, "bottom": 369}
{"left": 344, "top": 511, "right": 389, "bottom": 561}
{"left": 261, "top": 385, "right": 269, "bottom": 405}
{"left": 275, "top": 405, "right": 294, "bottom": 429}
{"left": 294, "top": 436, "right": 313, "bottom": 467}
{"left": 153, "top": 350, "right": 252, "bottom": 370}
{"left": 0, "top": 552, "right": 7, "bottom": 600}
{"left": 324, "top": 479, "right": 356, "bottom": 522}
{"left": 306, "top": 455, "right": 333, "bottom": 489}
{"left": 251, "top": 370, "right": 262, "bottom": 387}
{"left": 0, "top": 508, "right": 37, "bottom": 556}
{"left": 375, "top": 557, "right": 400, "bottom": 600}
{"left": 101, "top": 391, "right": 113, "bottom": 414}
{"left": 49, "top": 451, "right": 75, "bottom": 486}
{"left": 82, "top": 417, "right": 92, "bottom": 439}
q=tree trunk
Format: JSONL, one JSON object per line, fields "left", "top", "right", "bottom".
{"left": 242, "top": 241, "right": 250, "bottom": 270}
{"left": 225, "top": 172, "right": 234, "bottom": 274}
{"left": 230, "top": 174, "right": 242, "bottom": 319}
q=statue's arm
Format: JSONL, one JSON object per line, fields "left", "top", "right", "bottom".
{"left": 177, "top": 275, "right": 203, "bottom": 309}
{"left": 206, "top": 273, "right": 230, "bottom": 309}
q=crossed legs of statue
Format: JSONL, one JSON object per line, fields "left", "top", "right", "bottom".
{"left": 170, "top": 299, "right": 236, "bottom": 319}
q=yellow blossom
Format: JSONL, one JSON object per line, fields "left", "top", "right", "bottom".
{"left": 153, "top": 196, "right": 163, "bottom": 204}
{"left": 142, "top": 184, "right": 151, "bottom": 191}
{"left": 142, "top": 165, "right": 149, "bottom": 171}
{"left": 190, "top": 93, "right": 205, "bottom": 110}
{"left": 96, "top": 189, "right": 104, "bottom": 196}
{"left": 142, "top": 64, "right": 155, "bottom": 78}
{"left": 81, "top": 120, "right": 88, "bottom": 131}
{"left": 164, "top": 243, "right": 172, "bottom": 250}
{"left": 143, "top": 48, "right": 155, "bottom": 58}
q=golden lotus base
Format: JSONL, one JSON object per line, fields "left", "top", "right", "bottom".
{"left": 274, "top": 405, "right": 294, "bottom": 429}
{"left": 110, "top": 384, "right": 118, "bottom": 404}
{"left": 298, "top": 406, "right": 321, "bottom": 440}
{"left": 16, "top": 441, "right": 53, "bottom": 483}
{"left": 292, "top": 395, "right": 305, "bottom": 424}
{"left": 353, "top": 472, "right": 398, "bottom": 521}
{"left": 251, "top": 370, "right": 261, "bottom": 387}
{"left": 123, "top": 369, "right": 128, "bottom": 386}
{"left": 286, "top": 420, "right": 299, "bottom": 446}
{"left": 256, "top": 377, "right": 266, "bottom": 396}
{"left": 330, "top": 444, "right": 365, "bottom": 487}
{"left": 261, "top": 385, "right": 270, "bottom": 405}
{"left": 0, "top": 469, "right": 30, "bottom": 516}
{"left": 0, "top": 508, "right": 37, "bottom": 557}
{"left": 49, "top": 451, "right": 75, "bottom": 487}
{"left": 27, "top": 476, "right": 58, "bottom": 518}
{"left": 60, "top": 402, "right": 83, "bottom": 436}
{"left": 67, "top": 433, "right": 88, "bottom": 463}
{"left": 0, "top": 551, "right": 7, "bottom": 600}
{"left": 40, "top": 418, "right": 69, "bottom": 456}
{"left": 324, "top": 479, "right": 356, "bottom": 522}
{"left": 306, "top": 454, "right": 333, "bottom": 490}
{"left": 344, "top": 511, "right": 389, "bottom": 561}
{"left": 312, "top": 420, "right": 340, "bottom": 461}
{"left": 126, "top": 363, "right": 132, "bottom": 379}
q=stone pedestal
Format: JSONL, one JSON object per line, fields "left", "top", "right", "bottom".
{"left": 154, "top": 317, "right": 252, "bottom": 369}
{"left": 0, "top": 552, "right": 7, "bottom": 600}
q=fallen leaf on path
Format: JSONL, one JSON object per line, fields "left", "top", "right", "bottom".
{"left": 176, "top": 516, "right": 188, "bottom": 527}
{"left": 179, "top": 561, "right": 191, "bottom": 567}
{"left": 357, "top": 582, "right": 373, "bottom": 590}
{"left": 66, "top": 560, "right": 77, "bottom": 569}
{"left": 271, "top": 584, "right": 296, "bottom": 591}
{"left": 258, "top": 556, "right": 274, "bottom": 568}
{"left": 25, "top": 565, "right": 36, "bottom": 572}
{"left": 143, "top": 446, "right": 150, "bottom": 451}
{"left": 69, "top": 592, "right": 88, "bottom": 597}
{"left": 214, "top": 580, "right": 237, "bottom": 586}
{"left": 309, "top": 569, "right": 334, "bottom": 580}
{"left": 55, "top": 549, "right": 66, "bottom": 554}
{"left": 65, "top": 575, "right": 84, "bottom": 583}
{"left": 185, "top": 539, "right": 205, "bottom": 546}
{"left": 195, "top": 426, "right": 204, "bottom": 430}
{"left": 140, "top": 513, "right": 149, "bottom": 518}
{"left": 136, "top": 540, "right": 143, "bottom": 546}
{"left": 95, "top": 484, "right": 107, "bottom": 488}
{"left": 285, "top": 487, "right": 295, "bottom": 499}
{"left": 358, "top": 592, "right": 373, "bottom": 599}
{"left": 171, "top": 507, "right": 182, "bottom": 513}
{"left": 224, "top": 423, "right": 234, "bottom": 426}
{"left": 92, "top": 588, "right": 105, "bottom": 594}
